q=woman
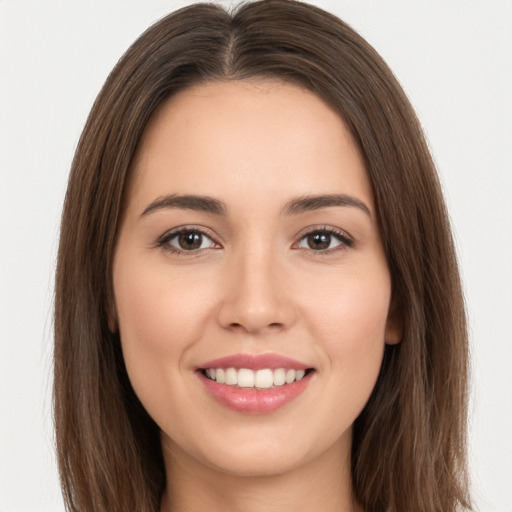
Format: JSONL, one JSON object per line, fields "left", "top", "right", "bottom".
{"left": 54, "top": 1, "right": 471, "bottom": 511}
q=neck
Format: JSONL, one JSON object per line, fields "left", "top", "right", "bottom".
{"left": 159, "top": 435, "right": 363, "bottom": 512}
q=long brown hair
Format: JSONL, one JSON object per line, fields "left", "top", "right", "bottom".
{"left": 54, "top": 1, "right": 471, "bottom": 510}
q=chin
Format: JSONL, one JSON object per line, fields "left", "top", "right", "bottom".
{"left": 164, "top": 421, "right": 351, "bottom": 481}
{"left": 203, "top": 448, "right": 307, "bottom": 478}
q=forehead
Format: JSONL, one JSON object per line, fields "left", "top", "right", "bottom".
{"left": 128, "top": 79, "right": 374, "bottom": 214}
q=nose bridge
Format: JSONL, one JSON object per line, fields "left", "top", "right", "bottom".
{"left": 217, "top": 240, "right": 293, "bottom": 333}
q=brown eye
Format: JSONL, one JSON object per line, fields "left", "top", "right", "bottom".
{"left": 297, "top": 229, "right": 352, "bottom": 252}
{"left": 177, "top": 231, "right": 203, "bottom": 250}
{"left": 161, "top": 229, "right": 217, "bottom": 252}
{"left": 306, "top": 232, "right": 332, "bottom": 250}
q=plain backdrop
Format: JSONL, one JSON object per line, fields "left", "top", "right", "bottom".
{"left": 1, "top": 1, "right": 511, "bottom": 511}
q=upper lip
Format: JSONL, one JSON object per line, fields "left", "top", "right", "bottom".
{"left": 198, "top": 353, "right": 311, "bottom": 371}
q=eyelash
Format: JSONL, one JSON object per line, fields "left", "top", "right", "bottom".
{"left": 295, "top": 226, "right": 354, "bottom": 254}
{"left": 157, "top": 226, "right": 218, "bottom": 255}
{"left": 156, "top": 226, "right": 354, "bottom": 255}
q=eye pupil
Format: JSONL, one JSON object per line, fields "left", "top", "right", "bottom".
{"left": 178, "top": 232, "right": 202, "bottom": 250}
{"left": 307, "top": 232, "right": 331, "bottom": 250}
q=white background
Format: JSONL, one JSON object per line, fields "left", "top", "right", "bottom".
{"left": 1, "top": 1, "right": 511, "bottom": 511}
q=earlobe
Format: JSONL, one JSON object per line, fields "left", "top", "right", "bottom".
{"left": 385, "top": 297, "right": 403, "bottom": 345}
{"left": 106, "top": 302, "right": 118, "bottom": 333}
{"left": 385, "top": 318, "right": 402, "bottom": 345}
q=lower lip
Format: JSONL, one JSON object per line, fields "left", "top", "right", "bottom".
{"left": 198, "top": 372, "right": 313, "bottom": 414}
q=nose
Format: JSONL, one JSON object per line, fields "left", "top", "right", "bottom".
{"left": 216, "top": 247, "right": 295, "bottom": 334}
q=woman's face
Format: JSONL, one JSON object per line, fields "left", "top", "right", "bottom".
{"left": 112, "top": 80, "right": 399, "bottom": 477}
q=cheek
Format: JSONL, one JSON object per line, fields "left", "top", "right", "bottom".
{"left": 303, "top": 263, "right": 391, "bottom": 379}
{"left": 115, "top": 258, "right": 210, "bottom": 349}
{"left": 309, "top": 260, "right": 390, "bottom": 323}
{"left": 112, "top": 256, "right": 215, "bottom": 407}
{"left": 298, "top": 267, "right": 390, "bottom": 438}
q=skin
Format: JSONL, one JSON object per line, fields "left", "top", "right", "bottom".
{"left": 112, "top": 80, "right": 400, "bottom": 512}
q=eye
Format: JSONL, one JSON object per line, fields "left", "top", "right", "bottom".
{"left": 296, "top": 228, "right": 353, "bottom": 252}
{"left": 158, "top": 228, "right": 218, "bottom": 253}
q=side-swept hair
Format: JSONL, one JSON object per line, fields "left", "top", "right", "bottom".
{"left": 54, "top": 1, "right": 471, "bottom": 510}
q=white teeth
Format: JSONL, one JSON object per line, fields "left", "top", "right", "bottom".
{"left": 216, "top": 368, "right": 225, "bottom": 384}
{"left": 285, "top": 369, "right": 296, "bottom": 384}
{"left": 225, "top": 367, "right": 237, "bottom": 385}
{"left": 255, "top": 369, "right": 274, "bottom": 389}
{"left": 204, "top": 367, "right": 309, "bottom": 388}
{"left": 237, "top": 368, "right": 255, "bottom": 388}
{"left": 273, "top": 368, "right": 286, "bottom": 386}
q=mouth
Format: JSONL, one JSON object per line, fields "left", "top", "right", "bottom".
{"left": 200, "top": 367, "right": 314, "bottom": 389}
{"left": 196, "top": 354, "right": 315, "bottom": 414}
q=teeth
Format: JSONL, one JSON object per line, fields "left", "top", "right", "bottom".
{"left": 285, "top": 369, "right": 296, "bottom": 383}
{"left": 255, "top": 369, "right": 273, "bottom": 389}
{"left": 238, "top": 368, "right": 255, "bottom": 388}
{"left": 273, "top": 368, "right": 286, "bottom": 386}
{"left": 204, "top": 367, "right": 309, "bottom": 388}
{"left": 225, "top": 368, "right": 237, "bottom": 385}
{"left": 216, "top": 368, "right": 225, "bottom": 384}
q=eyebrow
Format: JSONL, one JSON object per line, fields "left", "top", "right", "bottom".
{"left": 140, "top": 194, "right": 227, "bottom": 217}
{"left": 282, "top": 194, "right": 371, "bottom": 217}
{"left": 140, "top": 193, "right": 371, "bottom": 218}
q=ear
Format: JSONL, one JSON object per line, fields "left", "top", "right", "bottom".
{"left": 106, "top": 300, "right": 118, "bottom": 333}
{"left": 385, "top": 296, "right": 403, "bottom": 345}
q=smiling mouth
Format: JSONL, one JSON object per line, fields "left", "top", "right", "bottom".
{"left": 201, "top": 367, "right": 314, "bottom": 389}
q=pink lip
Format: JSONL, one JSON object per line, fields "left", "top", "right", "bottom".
{"left": 198, "top": 371, "right": 313, "bottom": 414}
{"left": 196, "top": 353, "right": 314, "bottom": 414}
{"left": 198, "top": 353, "right": 310, "bottom": 371}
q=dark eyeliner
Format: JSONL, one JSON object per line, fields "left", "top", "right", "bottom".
{"left": 316, "top": 227, "right": 353, "bottom": 247}
{"left": 156, "top": 226, "right": 216, "bottom": 255}
{"left": 297, "top": 226, "right": 355, "bottom": 253}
